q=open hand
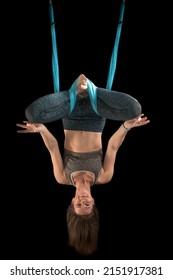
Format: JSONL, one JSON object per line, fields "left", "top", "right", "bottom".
{"left": 124, "top": 114, "right": 150, "bottom": 130}
{"left": 16, "top": 121, "right": 44, "bottom": 133}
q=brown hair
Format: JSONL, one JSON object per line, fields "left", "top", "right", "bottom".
{"left": 66, "top": 204, "right": 99, "bottom": 255}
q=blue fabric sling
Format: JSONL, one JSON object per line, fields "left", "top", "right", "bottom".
{"left": 49, "top": 0, "right": 60, "bottom": 93}
{"left": 49, "top": 0, "right": 126, "bottom": 115}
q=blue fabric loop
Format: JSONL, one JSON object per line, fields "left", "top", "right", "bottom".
{"left": 87, "top": 80, "right": 99, "bottom": 115}
{"left": 69, "top": 78, "right": 78, "bottom": 114}
{"left": 69, "top": 78, "right": 99, "bottom": 115}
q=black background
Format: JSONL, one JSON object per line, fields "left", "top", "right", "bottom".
{"left": 2, "top": 0, "right": 171, "bottom": 260}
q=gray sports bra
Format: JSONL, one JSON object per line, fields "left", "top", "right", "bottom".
{"left": 63, "top": 148, "right": 103, "bottom": 185}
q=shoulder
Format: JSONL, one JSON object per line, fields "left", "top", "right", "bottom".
{"left": 54, "top": 171, "right": 71, "bottom": 185}
{"left": 96, "top": 168, "right": 113, "bottom": 184}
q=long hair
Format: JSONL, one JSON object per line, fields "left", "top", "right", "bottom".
{"left": 66, "top": 204, "right": 99, "bottom": 256}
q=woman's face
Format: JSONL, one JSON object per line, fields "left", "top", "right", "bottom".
{"left": 72, "top": 195, "right": 94, "bottom": 215}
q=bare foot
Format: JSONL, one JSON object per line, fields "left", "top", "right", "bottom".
{"left": 76, "top": 74, "right": 88, "bottom": 95}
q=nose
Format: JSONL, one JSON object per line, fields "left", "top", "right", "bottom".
{"left": 77, "top": 196, "right": 88, "bottom": 202}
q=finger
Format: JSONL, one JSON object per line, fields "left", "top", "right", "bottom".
{"left": 23, "top": 121, "right": 32, "bottom": 125}
{"left": 142, "top": 117, "right": 148, "bottom": 122}
{"left": 17, "top": 130, "right": 30, "bottom": 133}
{"left": 137, "top": 113, "right": 144, "bottom": 121}
{"left": 16, "top": 123, "right": 27, "bottom": 128}
{"left": 139, "top": 119, "right": 150, "bottom": 126}
{"left": 17, "top": 129, "right": 37, "bottom": 133}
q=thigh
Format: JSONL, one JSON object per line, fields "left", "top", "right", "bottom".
{"left": 25, "top": 91, "right": 70, "bottom": 123}
{"left": 97, "top": 87, "right": 142, "bottom": 120}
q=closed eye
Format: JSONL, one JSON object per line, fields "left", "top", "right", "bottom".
{"left": 76, "top": 203, "right": 91, "bottom": 208}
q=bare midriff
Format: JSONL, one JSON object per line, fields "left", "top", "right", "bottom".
{"left": 64, "top": 129, "right": 102, "bottom": 152}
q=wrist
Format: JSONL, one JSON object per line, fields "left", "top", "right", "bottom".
{"left": 39, "top": 124, "right": 47, "bottom": 134}
{"left": 122, "top": 122, "right": 131, "bottom": 131}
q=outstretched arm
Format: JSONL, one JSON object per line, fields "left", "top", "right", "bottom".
{"left": 16, "top": 121, "right": 69, "bottom": 184}
{"left": 98, "top": 114, "right": 150, "bottom": 183}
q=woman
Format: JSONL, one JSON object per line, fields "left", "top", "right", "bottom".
{"left": 16, "top": 74, "right": 150, "bottom": 255}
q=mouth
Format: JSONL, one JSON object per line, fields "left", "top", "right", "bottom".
{"left": 78, "top": 193, "right": 89, "bottom": 197}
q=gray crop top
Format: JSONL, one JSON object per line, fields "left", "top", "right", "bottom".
{"left": 63, "top": 148, "right": 103, "bottom": 185}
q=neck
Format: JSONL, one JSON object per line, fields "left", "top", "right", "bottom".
{"left": 75, "top": 183, "right": 91, "bottom": 196}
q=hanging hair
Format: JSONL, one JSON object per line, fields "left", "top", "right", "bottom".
{"left": 66, "top": 204, "right": 99, "bottom": 256}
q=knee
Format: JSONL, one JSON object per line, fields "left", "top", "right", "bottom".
{"left": 25, "top": 100, "right": 42, "bottom": 122}
{"left": 25, "top": 104, "right": 36, "bottom": 122}
{"left": 131, "top": 99, "right": 142, "bottom": 118}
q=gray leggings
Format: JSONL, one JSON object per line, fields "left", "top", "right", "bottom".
{"left": 25, "top": 88, "right": 142, "bottom": 132}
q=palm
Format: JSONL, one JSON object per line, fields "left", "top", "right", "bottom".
{"left": 126, "top": 114, "right": 150, "bottom": 128}
{"left": 16, "top": 121, "right": 42, "bottom": 133}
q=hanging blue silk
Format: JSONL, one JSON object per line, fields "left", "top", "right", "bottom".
{"left": 49, "top": 0, "right": 125, "bottom": 115}
{"left": 69, "top": 78, "right": 78, "bottom": 114}
{"left": 87, "top": 0, "right": 125, "bottom": 115}
{"left": 87, "top": 80, "right": 98, "bottom": 115}
{"left": 49, "top": 0, "right": 60, "bottom": 93}
{"left": 106, "top": 0, "right": 125, "bottom": 90}
{"left": 69, "top": 78, "right": 98, "bottom": 115}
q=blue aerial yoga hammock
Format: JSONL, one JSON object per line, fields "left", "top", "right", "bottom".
{"left": 106, "top": 0, "right": 125, "bottom": 90}
{"left": 49, "top": 0, "right": 59, "bottom": 93}
{"left": 49, "top": 0, "right": 125, "bottom": 115}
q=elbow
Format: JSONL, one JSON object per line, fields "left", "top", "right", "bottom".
{"left": 108, "top": 139, "right": 117, "bottom": 151}
{"left": 49, "top": 139, "right": 59, "bottom": 152}
{"left": 109, "top": 142, "right": 119, "bottom": 152}
{"left": 49, "top": 143, "right": 57, "bottom": 152}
